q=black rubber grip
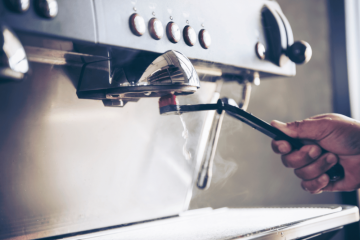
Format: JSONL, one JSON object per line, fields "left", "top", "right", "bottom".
{"left": 159, "top": 100, "right": 345, "bottom": 182}
{"left": 273, "top": 130, "right": 345, "bottom": 182}
{"left": 221, "top": 102, "right": 345, "bottom": 182}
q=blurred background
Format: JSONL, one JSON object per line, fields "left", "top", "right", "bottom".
{"left": 190, "top": 0, "right": 360, "bottom": 239}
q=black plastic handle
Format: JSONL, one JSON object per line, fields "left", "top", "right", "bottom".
{"left": 272, "top": 128, "right": 344, "bottom": 182}
{"left": 221, "top": 101, "right": 345, "bottom": 182}
{"left": 159, "top": 100, "right": 345, "bottom": 182}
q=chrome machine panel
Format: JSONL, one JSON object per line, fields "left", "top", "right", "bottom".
{"left": 0, "top": 0, "right": 307, "bottom": 239}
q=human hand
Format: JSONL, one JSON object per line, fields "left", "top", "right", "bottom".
{"left": 271, "top": 113, "right": 360, "bottom": 194}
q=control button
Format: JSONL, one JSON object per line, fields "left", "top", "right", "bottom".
{"left": 166, "top": 22, "right": 180, "bottom": 43}
{"left": 199, "top": 29, "right": 211, "bottom": 49}
{"left": 148, "top": 18, "right": 164, "bottom": 40}
{"left": 287, "top": 40, "right": 312, "bottom": 64}
{"left": 36, "top": 0, "right": 58, "bottom": 18}
{"left": 129, "top": 13, "right": 146, "bottom": 36}
{"left": 6, "top": 0, "right": 30, "bottom": 13}
{"left": 183, "top": 26, "right": 196, "bottom": 46}
{"left": 255, "top": 42, "right": 266, "bottom": 60}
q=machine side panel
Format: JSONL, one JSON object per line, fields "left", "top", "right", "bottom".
{"left": 0, "top": 0, "right": 96, "bottom": 42}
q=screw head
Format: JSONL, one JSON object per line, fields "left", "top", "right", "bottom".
{"left": 152, "top": 11, "right": 156, "bottom": 16}
{"left": 170, "top": 16, "right": 173, "bottom": 20}
{"left": 133, "top": 7, "right": 137, "bottom": 11}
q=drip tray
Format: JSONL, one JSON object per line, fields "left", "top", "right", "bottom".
{"left": 63, "top": 205, "right": 359, "bottom": 240}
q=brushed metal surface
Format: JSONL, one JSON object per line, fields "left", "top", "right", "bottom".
{"left": 94, "top": 0, "right": 296, "bottom": 77}
{"left": 0, "top": 0, "right": 97, "bottom": 42}
{"left": 60, "top": 205, "right": 359, "bottom": 240}
{"left": 0, "top": 62, "right": 216, "bottom": 239}
{"left": 0, "top": 0, "right": 296, "bottom": 77}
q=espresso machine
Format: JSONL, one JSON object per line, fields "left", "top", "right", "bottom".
{"left": 0, "top": 0, "right": 358, "bottom": 239}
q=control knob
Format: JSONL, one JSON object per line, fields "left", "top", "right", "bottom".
{"left": 129, "top": 13, "right": 146, "bottom": 36}
{"left": 166, "top": 22, "right": 181, "bottom": 43}
{"left": 148, "top": 18, "right": 164, "bottom": 40}
{"left": 287, "top": 40, "right": 312, "bottom": 64}
{"left": 6, "top": 0, "right": 30, "bottom": 13}
{"left": 36, "top": 0, "right": 58, "bottom": 18}
{"left": 199, "top": 29, "right": 211, "bottom": 49}
{"left": 183, "top": 26, "right": 196, "bottom": 46}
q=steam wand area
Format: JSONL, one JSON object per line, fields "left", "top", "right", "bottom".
{"left": 159, "top": 94, "right": 345, "bottom": 189}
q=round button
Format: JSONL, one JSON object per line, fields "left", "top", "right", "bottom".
{"left": 199, "top": 29, "right": 211, "bottom": 49}
{"left": 36, "top": 0, "right": 58, "bottom": 18}
{"left": 148, "top": 18, "right": 164, "bottom": 40}
{"left": 166, "top": 22, "right": 180, "bottom": 43}
{"left": 129, "top": 13, "right": 146, "bottom": 36}
{"left": 183, "top": 26, "right": 196, "bottom": 46}
{"left": 255, "top": 42, "right": 266, "bottom": 60}
{"left": 6, "top": 0, "right": 30, "bottom": 13}
{"left": 287, "top": 40, "right": 312, "bottom": 64}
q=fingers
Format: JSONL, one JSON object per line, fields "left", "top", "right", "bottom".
{"left": 271, "top": 140, "right": 292, "bottom": 154}
{"left": 271, "top": 119, "right": 333, "bottom": 141}
{"left": 281, "top": 145, "right": 322, "bottom": 168}
{"left": 301, "top": 174, "right": 329, "bottom": 194}
{"left": 294, "top": 153, "right": 338, "bottom": 180}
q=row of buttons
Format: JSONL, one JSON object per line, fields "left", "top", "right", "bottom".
{"left": 129, "top": 13, "right": 211, "bottom": 49}
{"left": 6, "top": 0, "right": 58, "bottom": 18}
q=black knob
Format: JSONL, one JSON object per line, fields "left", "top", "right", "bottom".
{"left": 287, "top": 40, "right": 312, "bottom": 64}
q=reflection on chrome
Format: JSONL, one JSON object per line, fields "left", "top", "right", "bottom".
{"left": 138, "top": 50, "right": 200, "bottom": 89}
{"left": 0, "top": 25, "right": 29, "bottom": 80}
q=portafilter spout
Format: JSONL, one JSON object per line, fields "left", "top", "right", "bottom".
{"left": 77, "top": 50, "right": 200, "bottom": 107}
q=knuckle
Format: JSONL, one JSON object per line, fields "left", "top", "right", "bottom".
{"left": 295, "top": 165, "right": 317, "bottom": 180}
{"left": 285, "top": 151, "right": 310, "bottom": 169}
{"left": 287, "top": 120, "right": 302, "bottom": 129}
{"left": 282, "top": 153, "right": 301, "bottom": 168}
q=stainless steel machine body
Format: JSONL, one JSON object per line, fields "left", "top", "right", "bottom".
{"left": 0, "top": 0, "right": 346, "bottom": 239}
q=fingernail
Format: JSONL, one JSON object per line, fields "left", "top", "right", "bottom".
{"left": 271, "top": 120, "right": 286, "bottom": 127}
{"left": 326, "top": 154, "right": 337, "bottom": 165}
{"left": 278, "top": 143, "right": 288, "bottom": 153}
{"left": 309, "top": 146, "right": 321, "bottom": 160}
{"left": 314, "top": 190, "right": 323, "bottom": 195}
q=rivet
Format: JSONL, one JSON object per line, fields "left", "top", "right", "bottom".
{"left": 201, "top": 23, "right": 204, "bottom": 27}
{"left": 152, "top": 11, "right": 156, "bottom": 16}
{"left": 133, "top": 7, "right": 137, "bottom": 11}
{"left": 170, "top": 16, "right": 173, "bottom": 20}
{"left": 186, "top": 20, "right": 189, "bottom": 24}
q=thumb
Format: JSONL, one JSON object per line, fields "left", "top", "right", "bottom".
{"left": 271, "top": 119, "right": 333, "bottom": 140}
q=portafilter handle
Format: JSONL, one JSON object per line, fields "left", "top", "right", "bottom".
{"left": 160, "top": 99, "right": 345, "bottom": 182}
